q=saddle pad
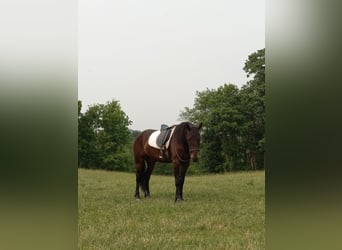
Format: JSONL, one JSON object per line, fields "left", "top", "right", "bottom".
{"left": 148, "top": 126, "right": 176, "bottom": 149}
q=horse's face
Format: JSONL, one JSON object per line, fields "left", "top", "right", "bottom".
{"left": 186, "top": 123, "right": 202, "bottom": 162}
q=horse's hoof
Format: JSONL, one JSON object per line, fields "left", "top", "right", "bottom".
{"left": 175, "top": 198, "right": 183, "bottom": 203}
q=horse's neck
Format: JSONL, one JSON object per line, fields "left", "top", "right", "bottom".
{"left": 173, "top": 126, "right": 189, "bottom": 149}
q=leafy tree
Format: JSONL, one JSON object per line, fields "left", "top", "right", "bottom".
{"left": 78, "top": 100, "right": 132, "bottom": 170}
{"left": 180, "top": 84, "right": 242, "bottom": 172}
{"left": 180, "top": 48, "right": 265, "bottom": 172}
{"left": 240, "top": 48, "right": 265, "bottom": 168}
{"left": 243, "top": 48, "right": 265, "bottom": 85}
{"left": 78, "top": 100, "right": 82, "bottom": 117}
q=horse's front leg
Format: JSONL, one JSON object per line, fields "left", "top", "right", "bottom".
{"left": 173, "top": 163, "right": 189, "bottom": 202}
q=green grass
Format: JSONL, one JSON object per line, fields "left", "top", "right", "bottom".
{"left": 78, "top": 169, "right": 265, "bottom": 249}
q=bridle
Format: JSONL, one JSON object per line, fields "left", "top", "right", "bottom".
{"left": 176, "top": 148, "right": 200, "bottom": 162}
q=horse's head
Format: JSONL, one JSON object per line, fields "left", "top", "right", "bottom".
{"left": 185, "top": 122, "right": 203, "bottom": 162}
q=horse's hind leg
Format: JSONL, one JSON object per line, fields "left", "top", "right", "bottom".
{"left": 134, "top": 171, "right": 141, "bottom": 199}
{"left": 144, "top": 159, "right": 155, "bottom": 198}
{"left": 135, "top": 159, "right": 145, "bottom": 199}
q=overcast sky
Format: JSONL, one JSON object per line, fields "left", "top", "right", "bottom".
{"left": 79, "top": 0, "right": 264, "bottom": 131}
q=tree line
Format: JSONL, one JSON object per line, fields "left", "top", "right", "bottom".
{"left": 78, "top": 48, "right": 265, "bottom": 173}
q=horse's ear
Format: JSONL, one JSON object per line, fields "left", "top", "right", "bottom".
{"left": 198, "top": 122, "right": 203, "bottom": 130}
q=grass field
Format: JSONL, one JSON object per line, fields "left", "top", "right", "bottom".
{"left": 78, "top": 169, "right": 264, "bottom": 249}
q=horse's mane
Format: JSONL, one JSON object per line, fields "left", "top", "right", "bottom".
{"left": 172, "top": 122, "right": 192, "bottom": 146}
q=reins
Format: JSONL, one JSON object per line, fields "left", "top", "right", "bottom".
{"left": 176, "top": 151, "right": 190, "bottom": 162}
{"left": 189, "top": 148, "right": 200, "bottom": 152}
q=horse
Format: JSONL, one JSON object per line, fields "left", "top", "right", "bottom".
{"left": 133, "top": 122, "right": 202, "bottom": 202}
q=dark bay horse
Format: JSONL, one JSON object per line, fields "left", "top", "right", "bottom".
{"left": 133, "top": 122, "right": 202, "bottom": 202}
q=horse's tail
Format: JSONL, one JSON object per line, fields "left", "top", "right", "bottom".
{"left": 133, "top": 129, "right": 156, "bottom": 195}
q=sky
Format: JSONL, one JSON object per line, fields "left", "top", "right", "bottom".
{"left": 79, "top": 0, "right": 265, "bottom": 131}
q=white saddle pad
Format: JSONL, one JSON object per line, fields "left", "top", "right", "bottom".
{"left": 147, "top": 126, "right": 176, "bottom": 149}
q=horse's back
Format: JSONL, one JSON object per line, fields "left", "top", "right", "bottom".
{"left": 133, "top": 129, "right": 155, "bottom": 155}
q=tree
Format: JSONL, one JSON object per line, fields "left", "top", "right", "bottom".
{"left": 240, "top": 48, "right": 265, "bottom": 169}
{"left": 180, "top": 84, "right": 243, "bottom": 172}
{"left": 78, "top": 100, "right": 132, "bottom": 170}
{"left": 180, "top": 48, "right": 265, "bottom": 172}
{"left": 243, "top": 48, "right": 265, "bottom": 85}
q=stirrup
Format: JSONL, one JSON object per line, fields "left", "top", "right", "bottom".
{"left": 159, "top": 146, "right": 166, "bottom": 158}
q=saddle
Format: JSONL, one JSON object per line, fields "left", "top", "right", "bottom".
{"left": 147, "top": 124, "right": 176, "bottom": 156}
{"left": 156, "top": 124, "right": 173, "bottom": 148}
{"left": 150, "top": 124, "right": 175, "bottom": 158}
